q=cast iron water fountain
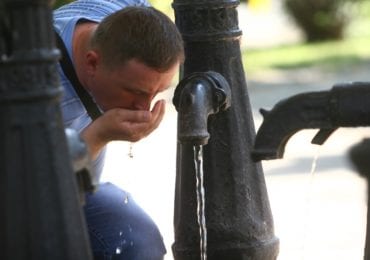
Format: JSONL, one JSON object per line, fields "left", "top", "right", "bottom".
{"left": 0, "top": 0, "right": 93, "bottom": 258}
{"left": 252, "top": 81, "right": 370, "bottom": 259}
{"left": 172, "top": 0, "right": 279, "bottom": 259}
{"left": 173, "top": 71, "right": 232, "bottom": 260}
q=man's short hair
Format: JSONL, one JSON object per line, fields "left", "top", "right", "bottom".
{"left": 90, "top": 6, "right": 184, "bottom": 71}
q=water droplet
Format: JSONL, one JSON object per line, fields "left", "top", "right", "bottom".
{"left": 128, "top": 142, "right": 134, "bottom": 158}
{"left": 116, "top": 247, "right": 122, "bottom": 254}
{"left": 124, "top": 196, "right": 129, "bottom": 204}
{"left": 119, "top": 231, "right": 123, "bottom": 236}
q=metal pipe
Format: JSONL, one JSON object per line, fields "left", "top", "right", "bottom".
{"left": 252, "top": 82, "right": 370, "bottom": 161}
{"left": 173, "top": 71, "right": 231, "bottom": 145}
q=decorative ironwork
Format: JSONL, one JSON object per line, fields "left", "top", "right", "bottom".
{"left": 172, "top": 0, "right": 279, "bottom": 259}
{"left": 0, "top": 1, "right": 92, "bottom": 259}
{"left": 173, "top": 1, "right": 241, "bottom": 42}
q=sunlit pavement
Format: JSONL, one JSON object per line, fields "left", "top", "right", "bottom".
{"left": 100, "top": 3, "right": 370, "bottom": 260}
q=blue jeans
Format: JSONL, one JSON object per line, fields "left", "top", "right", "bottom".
{"left": 84, "top": 182, "right": 166, "bottom": 260}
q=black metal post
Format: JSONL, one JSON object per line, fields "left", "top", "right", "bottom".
{"left": 349, "top": 139, "right": 370, "bottom": 260}
{"left": 0, "top": 0, "right": 92, "bottom": 259}
{"left": 172, "top": 0, "right": 279, "bottom": 259}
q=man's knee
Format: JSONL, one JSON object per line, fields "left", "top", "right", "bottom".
{"left": 84, "top": 182, "right": 166, "bottom": 259}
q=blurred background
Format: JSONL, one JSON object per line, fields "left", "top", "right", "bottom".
{"left": 53, "top": 1, "right": 370, "bottom": 259}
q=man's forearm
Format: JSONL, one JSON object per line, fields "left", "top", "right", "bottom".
{"left": 80, "top": 123, "right": 107, "bottom": 160}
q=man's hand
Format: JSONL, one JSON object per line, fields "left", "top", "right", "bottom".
{"left": 81, "top": 99, "right": 165, "bottom": 159}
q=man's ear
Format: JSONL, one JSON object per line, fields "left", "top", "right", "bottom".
{"left": 86, "top": 50, "right": 99, "bottom": 75}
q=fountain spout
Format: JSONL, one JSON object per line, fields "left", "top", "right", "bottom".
{"left": 252, "top": 81, "right": 370, "bottom": 161}
{"left": 173, "top": 71, "right": 231, "bottom": 145}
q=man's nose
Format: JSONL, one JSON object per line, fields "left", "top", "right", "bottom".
{"left": 133, "top": 96, "right": 152, "bottom": 111}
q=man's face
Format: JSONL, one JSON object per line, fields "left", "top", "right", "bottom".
{"left": 86, "top": 58, "right": 179, "bottom": 112}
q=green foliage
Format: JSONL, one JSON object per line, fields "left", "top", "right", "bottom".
{"left": 284, "top": 0, "right": 363, "bottom": 42}
{"left": 243, "top": 1, "right": 370, "bottom": 74}
{"left": 242, "top": 36, "right": 370, "bottom": 74}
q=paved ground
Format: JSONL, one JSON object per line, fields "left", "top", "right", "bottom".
{"left": 101, "top": 3, "right": 370, "bottom": 260}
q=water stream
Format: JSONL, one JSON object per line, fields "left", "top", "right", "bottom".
{"left": 193, "top": 145, "right": 207, "bottom": 260}
{"left": 301, "top": 145, "right": 322, "bottom": 260}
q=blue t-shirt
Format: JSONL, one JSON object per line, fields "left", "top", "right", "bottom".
{"left": 53, "top": 0, "right": 150, "bottom": 180}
